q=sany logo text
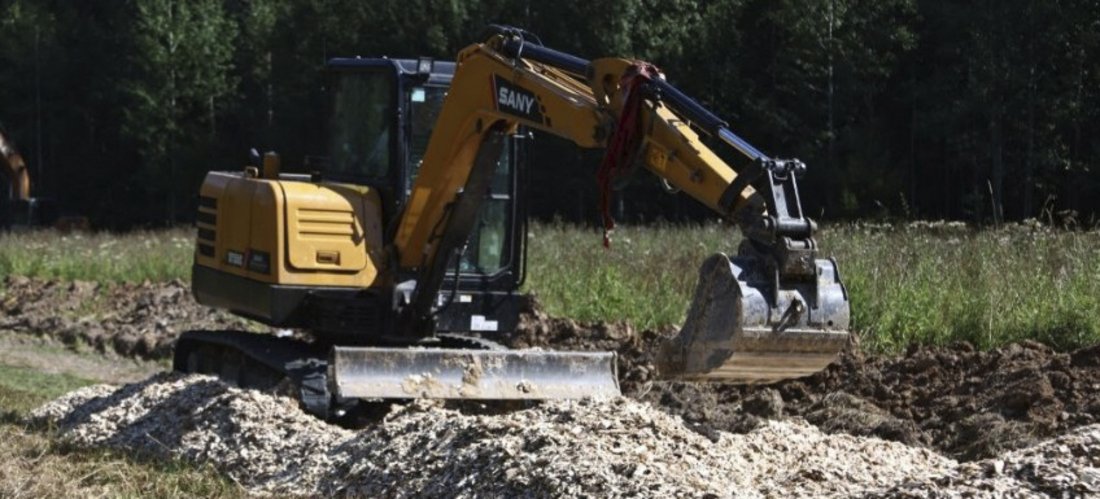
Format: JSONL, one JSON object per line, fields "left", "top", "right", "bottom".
{"left": 498, "top": 87, "right": 536, "bottom": 115}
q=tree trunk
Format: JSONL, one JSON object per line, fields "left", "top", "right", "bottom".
{"left": 1023, "top": 66, "right": 1035, "bottom": 218}
{"left": 990, "top": 109, "right": 1004, "bottom": 224}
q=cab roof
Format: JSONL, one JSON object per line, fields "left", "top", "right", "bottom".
{"left": 326, "top": 57, "right": 456, "bottom": 86}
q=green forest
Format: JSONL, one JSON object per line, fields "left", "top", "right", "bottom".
{"left": 1, "top": 0, "right": 1098, "bottom": 228}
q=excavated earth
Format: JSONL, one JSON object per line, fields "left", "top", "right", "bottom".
{"left": 26, "top": 374, "right": 1100, "bottom": 497}
{"left": 0, "top": 276, "right": 252, "bottom": 358}
{"left": 513, "top": 309, "right": 1100, "bottom": 462}
{"left": 6, "top": 277, "right": 1100, "bottom": 496}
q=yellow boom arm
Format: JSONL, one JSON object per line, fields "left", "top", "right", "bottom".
{"left": 395, "top": 36, "right": 761, "bottom": 271}
{"left": 0, "top": 129, "right": 31, "bottom": 201}
{"left": 391, "top": 29, "right": 848, "bottom": 384}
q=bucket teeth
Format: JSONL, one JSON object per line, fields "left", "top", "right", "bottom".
{"left": 656, "top": 253, "right": 850, "bottom": 383}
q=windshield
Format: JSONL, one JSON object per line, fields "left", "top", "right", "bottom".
{"left": 406, "top": 84, "right": 513, "bottom": 276}
{"left": 327, "top": 72, "right": 393, "bottom": 178}
{"left": 406, "top": 85, "right": 448, "bottom": 191}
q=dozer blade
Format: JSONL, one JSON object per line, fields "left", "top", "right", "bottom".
{"left": 330, "top": 347, "right": 620, "bottom": 400}
{"left": 656, "top": 252, "right": 850, "bottom": 384}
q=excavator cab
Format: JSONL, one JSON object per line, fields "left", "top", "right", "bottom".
{"left": 322, "top": 57, "right": 530, "bottom": 338}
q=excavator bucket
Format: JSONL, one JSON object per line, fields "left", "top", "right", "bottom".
{"left": 656, "top": 253, "right": 850, "bottom": 384}
{"left": 330, "top": 347, "right": 620, "bottom": 400}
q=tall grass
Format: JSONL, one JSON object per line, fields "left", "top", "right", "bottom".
{"left": 523, "top": 223, "right": 730, "bottom": 330}
{"left": 827, "top": 222, "right": 1100, "bottom": 352}
{"left": 2, "top": 223, "right": 1098, "bottom": 352}
{"left": 526, "top": 221, "right": 1100, "bottom": 352}
{"left": 0, "top": 229, "right": 193, "bottom": 283}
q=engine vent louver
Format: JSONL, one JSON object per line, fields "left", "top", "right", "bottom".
{"left": 196, "top": 196, "right": 218, "bottom": 257}
{"left": 295, "top": 208, "right": 356, "bottom": 238}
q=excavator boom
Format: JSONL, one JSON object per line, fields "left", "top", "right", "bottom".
{"left": 0, "top": 126, "right": 64, "bottom": 229}
{"left": 379, "top": 28, "right": 849, "bottom": 390}
{"left": 0, "top": 129, "right": 31, "bottom": 201}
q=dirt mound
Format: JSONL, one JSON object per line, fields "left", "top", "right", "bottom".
{"left": 29, "top": 374, "right": 351, "bottom": 496}
{"left": 864, "top": 424, "right": 1100, "bottom": 498}
{"left": 7, "top": 277, "right": 1100, "bottom": 465}
{"left": 512, "top": 308, "right": 670, "bottom": 393}
{"left": 513, "top": 309, "right": 1100, "bottom": 461}
{"left": 783, "top": 341, "right": 1100, "bottom": 460}
{"left": 0, "top": 276, "right": 250, "bottom": 358}
{"left": 30, "top": 374, "right": 958, "bottom": 498}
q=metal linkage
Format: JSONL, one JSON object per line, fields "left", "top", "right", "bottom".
{"left": 497, "top": 29, "right": 819, "bottom": 275}
{"left": 497, "top": 26, "right": 818, "bottom": 249}
{"left": 729, "top": 157, "right": 818, "bottom": 282}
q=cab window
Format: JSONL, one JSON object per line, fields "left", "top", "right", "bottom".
{"left": 328, "top": 72, "right": 393, "bottom": 179}
{"left": 406, "top": 85, "right": 513, "bottom": 276}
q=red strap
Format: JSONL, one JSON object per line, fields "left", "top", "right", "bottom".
{"left": 597, "top": 63, "right": 660, "bottom": 248}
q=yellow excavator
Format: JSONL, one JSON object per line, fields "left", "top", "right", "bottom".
{"left": 0, "top": 126, "right": 58, "bottom": 228}
{"left": 175, "top": 27, "right": 850, "bottom": 419}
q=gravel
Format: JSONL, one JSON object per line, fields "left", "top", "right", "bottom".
{"left": 14, "top": 277, "right": 1100, "bottom": 497}
{"left": 31, "top": 374, "right": 1100, "bottom": 497}
{"left": 11, "top": 277, "right": 1100, "bottom": 463}
{"left": 864, "top": 424, "right": 1100, "bottom": 498}
{"left": 28, "top": 374, "right": 352, "bottom": 496}
{"left": 334, "top": 397, "right": 952, "bottom": 498}
{"left": 19, "top": 374, "right": 972, "bottom": 497}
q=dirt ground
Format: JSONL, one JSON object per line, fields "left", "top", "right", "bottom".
{"left": 0, "top": 276, "right": 251, "bottom": 358}
{"left": 5, "top": 276, "right": 1100, "bottom": 485}
{"left": 32, "top": 374, "right": 1100, "bottom": 498}
{"left": 513, "top": 307, "right": 1100, "bottom": 461}
{"left": 0, "top": 333, "right": 160, "bottom": 384}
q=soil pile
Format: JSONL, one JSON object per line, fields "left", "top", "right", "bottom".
{"left": 865, "top": 424, "right": 1100, "bottom": 498}
{"left": 31, "top": 374, "right": 956, "bottom": 498}
{"left": 0, "top": 276, "right": 249, "bottom": 358}
{"left": 780, "top": 342, "right": 1100, "bottom": 460}
{"left": 8, "top": 278, "right": 1100, "bottom": 466}
{"left": 514, "top": 309, "right": 1100, "bottom": 461}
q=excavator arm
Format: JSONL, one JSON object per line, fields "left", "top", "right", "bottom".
{"left": 0, "top": 128, "right": 31, "bottom": 202}
{"left": 391, "top": 28, "right": 850, "bottom": 382}
{"left": 0, "top": 127, "right": 60, "bottom": 229}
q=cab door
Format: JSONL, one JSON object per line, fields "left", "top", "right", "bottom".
{"left": 403, "top": 81, "right": 528, "bottom": 335}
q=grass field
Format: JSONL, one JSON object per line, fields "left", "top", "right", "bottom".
{"left": 1, "top": 222, "right": 1098, "bottom": 353}
{"left": 0, "top": 229, "right": 192, "bottom": 283}
{"left": 527, "top": 221, "right": 1100, "bottom": 352}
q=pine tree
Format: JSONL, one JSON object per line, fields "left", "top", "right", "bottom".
{"left": 122, "top": 0, "right": 237, "bottom": 223}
